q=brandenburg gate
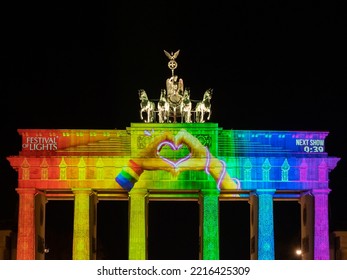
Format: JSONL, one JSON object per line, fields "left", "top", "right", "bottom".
{"left": 6, "top": 51, "right": 340, "bottom": 260}
{"left": 7, "top": 123, "right": 339, "bottom": 260}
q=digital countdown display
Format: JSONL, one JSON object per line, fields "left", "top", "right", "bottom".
{"left": 295, "top": 138, "right": 325, "bottom": 153}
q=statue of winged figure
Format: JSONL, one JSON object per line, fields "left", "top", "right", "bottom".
{"left": 166, "top": 75, "right": 184, "bottom": 106}
{"left": 164, "top": 50, "right": 180, "bottom": 75}
{"left": 164, "top": 49, "right": 180, "bottom": 61}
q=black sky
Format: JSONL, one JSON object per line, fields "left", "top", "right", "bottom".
{"left": 1, "top": 1, "right": 347, "bottom": 259}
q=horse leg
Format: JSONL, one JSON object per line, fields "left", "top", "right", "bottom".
{"left": 187, "top": 106, "right": 192, "bottom": 123}
{"left": 173, "top": 107, "right": 176, "bottom": 123}
{"left": 148, "top": 109, "right": 152, "bottom": 123}
{"left": 144, "top": 109, "right": 148, "bottom": 123}
{"left": 187, "top": 111, "right": 191, "bottom": 123}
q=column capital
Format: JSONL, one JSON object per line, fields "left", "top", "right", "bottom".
{"left": 200, "top": 188, "right": 220, "bottom": 196}
{"left": 72, "top": 188, "right": 93, "bottom": 195}
{"left": 311, "top": 188, "right": 331, "bottom": 195}
{"left": 255, "top": 189, "right": 276, "bottom": 195}
{"left": 16, "top": 187, "right": 37, "bottom": 195}
{"left": 129, "top": 188, "right": 148, "bottom": 197}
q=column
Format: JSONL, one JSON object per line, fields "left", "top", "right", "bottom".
{"left": 299, "top": 193, "right": 314, "bottom": 260}
{"left": 256, "top": 189, "right": 275, "bottom": 260}
{"left": 89, "top": 193, "right": 98, "bottom": 260}
{"left": 35, "top": 192, "right": 47, "bottom": 260}
{"left": 200, "top": 188, "right": 220, "bottom": 260}
{"left": 16, "top": 188, "right": 36, "bottom": 260}
{"left": 312, "top": 188, "right": 331, "bottom": 260}
{"left": 128, "top": 188, "right": 147, "bottom": 260}
{"left": 72, "top": 189, "right": 92, "bottom": 260}
{"left": 249, "top": 192, "right": 258, "bottom": 260}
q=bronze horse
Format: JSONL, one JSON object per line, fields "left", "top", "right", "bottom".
{"left": 195, "top": 89, "right": 213, "bottom": 123}
{"left": 139, "top": 89, "right": 155, "bottom": 123}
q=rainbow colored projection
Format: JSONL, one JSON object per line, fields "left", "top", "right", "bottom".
{"left": 116, "top": 130, "right": 234, "bottom": 191}
{"left": 7, "top": 123, "right": 340, "bottom": 260}
{"left": 114, "top": 124, "right": 337, "bottom": 260}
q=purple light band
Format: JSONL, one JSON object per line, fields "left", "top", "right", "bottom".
{"left": 231, "top": 177, "right": 241, "bottom": 189}
{"left": 204, "top": 147, "right": 211, "bottom": 175}
{"left": 156, "top": 140, "right": 191, "bottom": 168}
{"left": 216, "top": 160, "right": 227, "bottom": 191}
{"left": 156, "top": 141, "right": 226, "bottom": 191}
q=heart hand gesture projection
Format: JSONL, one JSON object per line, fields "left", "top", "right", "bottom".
{"left": 115, "top": 129, "right": 240, "bottom": 191}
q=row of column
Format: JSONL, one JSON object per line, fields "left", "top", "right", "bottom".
{"left": 15, "top": 187, "right": 331, "bottom": 260}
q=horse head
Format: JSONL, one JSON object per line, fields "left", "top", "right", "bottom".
{"left": 183, "top": 88, "right": 190, "bottom": 98}
{"left": 182, "top": 88, "right": 191, "bottom": 105}
{"left": 138, "top": 89, "right": 147, "bottom": 101}
{"left": 160, "top": 89, "right": 167, "bottom": 100}
{"left": 203, "top": 88, "right": 213, "bottom": 100}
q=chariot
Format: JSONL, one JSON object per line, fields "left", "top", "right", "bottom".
{"left": 139, "top": 50, "right": 213, "bottom": 123}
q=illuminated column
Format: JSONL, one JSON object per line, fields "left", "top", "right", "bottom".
{"left": 128, "top": 188, "right": 147, "bottom": 260}
{"left": 256, "top": 189, "right": 275, "bottom": 260}
{"left": 16, "top": 188, "right": 36, "bottom": 260}
{"left": 249, "top": 192, "right": 258, "bottom": 260}
{"left": 299, "top": 193, "right": 314, "bottom": 260}
{"left": 312, "top": 188, "right": 331, "bottom": 260}
{"left": 200, "top": 188, "right": 220, "bottom": 260}
{"left": 72, "top": 189, "right": 92, "bottom": 260}
{"left": 35, "top": 192, "right": 47, "bottom": 260}
{"left": 89, "top": 193, "right": 98, "bottom": 260}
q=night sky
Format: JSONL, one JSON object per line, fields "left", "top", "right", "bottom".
{"left": 1, "top": 1, "right": 347, "bottom": 259}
